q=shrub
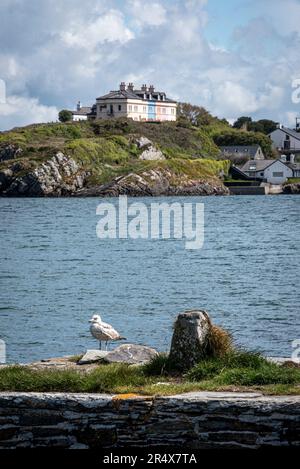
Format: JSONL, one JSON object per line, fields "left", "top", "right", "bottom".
{"left": 58, "top": 110, "right": 73, "bottom": 123}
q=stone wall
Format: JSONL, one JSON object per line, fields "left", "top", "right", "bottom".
{"left": 0, "top": 391, "right": 299, "bottom": 449}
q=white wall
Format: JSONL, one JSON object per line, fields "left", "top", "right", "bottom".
{"left": 263, "top": 160, "right": 293, "bottom": 184}
{"left": 270, "top": 129, "right": 300, "bottom": 151}
{"left": 72, "top": 115, "right": 88, "bottom": 121}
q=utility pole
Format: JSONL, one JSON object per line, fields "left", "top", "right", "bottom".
{"left": 296, "top": 117, "right": 300, "bottom": 131}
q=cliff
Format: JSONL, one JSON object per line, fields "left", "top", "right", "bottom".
{"left": 0, "top": 119, "right": 230, "bottom": 197}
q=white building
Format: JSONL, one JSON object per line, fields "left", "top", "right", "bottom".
{"left": 241, "top": 159, "right": 293, "bottom": 184}
{"left": 70, "top": 101, "right": 92, "bottom": 121}
{"left": 269, "top": 125, "right": 300, "bottom": 158}
{"left": 95, "top": 83, "right": 177, "bottom": 122}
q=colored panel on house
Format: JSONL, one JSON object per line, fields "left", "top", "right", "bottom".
{"left": 147, "top": 101, "right": 156, "bottom": 121}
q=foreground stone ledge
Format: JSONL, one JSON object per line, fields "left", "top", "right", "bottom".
{"left": 0, "top": 392, "right": 299, "bottom": 448}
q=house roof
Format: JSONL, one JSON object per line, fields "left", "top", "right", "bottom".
{"left": 270, "top": 126, "right": 300, "bottom": 141}
{"left": 96, "top": 89, "right": 177, "bottom": 103}
{"left": 241, "top": 159, "right": 292, "bottom": 172}
{"left": 71, "top": 107, "right": 91, "bottom": 116}
{"left": 97, "top": 89, "right": 142, "bottom": 101}
{"left": 219, "top": 145, "right": 262, "bottom": 158}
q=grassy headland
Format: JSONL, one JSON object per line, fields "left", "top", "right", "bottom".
{"left": 0, "top": 118, "right": 273, "bottom": 189}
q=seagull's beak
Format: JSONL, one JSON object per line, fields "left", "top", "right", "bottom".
{"left": 88, "top": 319, "right": 93, "bottom": 322}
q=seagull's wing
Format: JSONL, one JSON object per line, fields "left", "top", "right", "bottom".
{"left": 99, "top": 321, "right": 121, "bottom": 339}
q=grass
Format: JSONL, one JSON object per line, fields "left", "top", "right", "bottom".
{"left": 0, "top": 119, "right": 229, "bottom": 186}
{"left": 0, "top": 350, "right": 299, "bottom": 395}
{"left": 286, "top": 177, "right": 300, "bottom": 184}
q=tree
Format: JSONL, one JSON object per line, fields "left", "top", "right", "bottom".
{"left": 233, "top": 116, "right": 277, "bottom": 134}
{"left": 249, "top": 119, "right": 277, "bottom": 135}
{"left": 58, "top": 109, "right": 73, "bottom": 123}
{"left": 177, "top": 102, "right": 215, "bottom": 126}
{"left": 212, "top": 129, "right": 273, "bottom": 157}
{"left": 233, "top": 116, "right": 252, "bottom": 130}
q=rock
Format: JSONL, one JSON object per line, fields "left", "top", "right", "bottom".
{"left": 283, "top": 182, "right": 300, "bottom": 194}
{"left": 0, "top": 169, "right": 13, "bottom": 191}
{"left": 76, "top": 167, "right": 229, "bottom": 197}
{"left": 2, "top": 152, "right": 88, "bottom": 197}
{"left": 267, "top": 357, "right": 300, "bottom": 367}
{"left": 139, "top": 145, "right": 165, "bottom": 161}
{"left": 104, "top": 344, "right": 158, "bottom": 365}
{"left": 78, "top": 350, "right": 108, "bottom": 365}
{"left": 0, "top": 144, "right": 23, "bottom": 162}
{"left": 135, "top": 136, "right": 152, "bottom": 149}
{"left": 169, "top": 310, "right": 212, "bottom": 371}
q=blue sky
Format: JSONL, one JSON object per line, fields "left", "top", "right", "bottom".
{"left": 0, "top": 0, "right": 299, "bottom": 130}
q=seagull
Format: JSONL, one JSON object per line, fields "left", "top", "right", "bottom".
{"left": 89, "top": 314, "right": 126, "bottom": 350}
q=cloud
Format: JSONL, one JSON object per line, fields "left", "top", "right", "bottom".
{"left": 0, "top": 95, "right": 58, "bottom": 130}
{"left": 61, "top": 10, "right": 134, "bottom": 48}
{"left": 0, "top": 0, "right": 299, "bottom": 130}
{"left": 128, "top": 0, "right": 167, "bottom": 27}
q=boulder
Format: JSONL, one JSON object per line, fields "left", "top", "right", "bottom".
{"left": 135, "top": 136, "right": 152, "bottom": 149}
{"left": 139, "top": 145, "right": 165, "bottom": 161}
{"left": 0, "top": 144, "right": 23, "bottom": 162}
{"left": 104, "top": 344, "right": 158, "bottom": 365}
{"left": 78, "top": 350, "right": 108, "bottom": 365}
{"left": 168, "top": 310, "right": 212, "bottom": 371}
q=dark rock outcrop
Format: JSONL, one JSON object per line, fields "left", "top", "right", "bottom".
{"left": 0, "top": 144, "right": 23, "bottom": 162}
{"left": 0, "top": 152, "right": 87, "bottom": 196}
{"left": 76, "top": 168, "right": 229, "bottom": 197}
{"left": 283, "top": 182, "right": 300, "bottom": 194}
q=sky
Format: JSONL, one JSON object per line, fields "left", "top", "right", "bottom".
{"left": 0, "top": 0, "right": 300, "bottom": 130}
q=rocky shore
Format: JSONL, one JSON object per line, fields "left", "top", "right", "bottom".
{"left": 0, "top": 150, "right": 229, "bottom": 197}
{"left": 283, "top": 182, "right": 300, "bottom": 194}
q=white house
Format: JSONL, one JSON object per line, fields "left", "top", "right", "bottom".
{"left": 241, "top": 159, "right": 293, "bottom": 184}
{"left": 95, "top": 83, "right": 177, "bottom": 122}
{"left": 70, "top": 101, "right": 92, "bottom": 121}
{"left": 269, "top": 125, "right": 300, "bottom": 158}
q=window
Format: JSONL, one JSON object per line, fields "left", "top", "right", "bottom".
{"left": 118, "top": 105, "right": 122, "bottom": 111}
{"left": 162, "top": 108, "right": 166, "bottom": 114}
{"left": 128, "top": 105, "right": 132, "bottom": 111}
{"left": 143, "top": 106, "right": 147, "bottom": 113}
{"left": 273, "top": 172, "right": 283, "bottom": 177}
{"left": 249, "top": 164, "right": 256, "bottom": 170}
{"left": 171, "top": 108, "right": 175, "bottom": 114}
{"left": 134, "top": 105, "right": 138, "bottom": 112}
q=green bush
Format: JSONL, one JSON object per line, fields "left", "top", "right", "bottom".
{"left": 211, "top": 129, "right": 273, "bottom": 157}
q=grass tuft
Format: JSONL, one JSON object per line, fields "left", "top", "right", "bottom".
{"left": 143, "top": 353, "right": 170, "bottom": 376}
{"left": 187, "top": 350, "right": 300, "bottom": 386}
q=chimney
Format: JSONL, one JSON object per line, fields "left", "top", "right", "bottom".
{"left": 276, "top": 122, "right": 282, "bottom": 129}
{"left": 77, "top": 101, "right": 81, "bottom": 111}
{"left": 119, "top": 82, "right": 126, "bottom": 91}
{"left": 149, "top": 85, "right": 155, "bottom": 93}
{"left": 127, "top": 82, "right": 134, "bottom": 91}
{"left": 290, "top": 153, "right": 295, "bottom": 164}
{"left": 141, "top": 84, "right": 147, "bottom": 92}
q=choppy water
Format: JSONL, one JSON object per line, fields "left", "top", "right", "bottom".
{"left": 0, "top": 196, "right": 299, "bottom": 363}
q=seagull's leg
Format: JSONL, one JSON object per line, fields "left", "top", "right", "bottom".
{"left": 99, "top": 341, "right": 101, "bottom": 350}
{"left": 105, "top": 341, "right": 107, "bottom": 351}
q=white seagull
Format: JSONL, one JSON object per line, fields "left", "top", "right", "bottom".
{"left": 89, "top": 314, "right": 126, "bottom": 350}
